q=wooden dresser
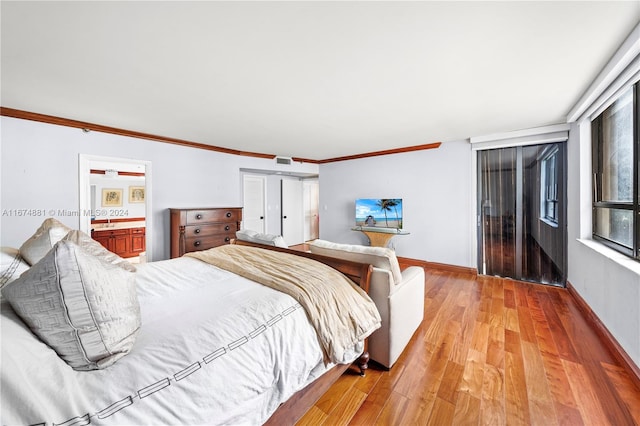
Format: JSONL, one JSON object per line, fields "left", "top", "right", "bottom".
{"left": 170, "top": 207, "right": 243, "bottom": 258}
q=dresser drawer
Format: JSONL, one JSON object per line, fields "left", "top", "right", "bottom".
{"left": 184, "top": 223, "right": 235, "bottom": 238}
{"left": 184, "top": 234, "right": 233, "bottom": 252}
{"left": 170, "top": 207, "right": 243, "bottom": 258}
{"left": 186, "top": 209, "right": 241, "bottom": 224}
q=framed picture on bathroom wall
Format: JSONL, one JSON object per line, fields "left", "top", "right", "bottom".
{"left": 129, "top": 186, "right": 145, "bottom": 203}
{"left": 102, "top": 188, "right": 123, "bottom": 207}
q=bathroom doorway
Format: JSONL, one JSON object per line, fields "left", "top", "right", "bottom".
{"left": 78, "top": 154, "right": 152, "bottom": 262}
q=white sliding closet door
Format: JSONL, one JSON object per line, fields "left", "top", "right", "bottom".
{"left": 281, "top": 179, "right": 304, "bottom": 246}
{"left": 242, "top": 175, "right": 266, "bottom": 233}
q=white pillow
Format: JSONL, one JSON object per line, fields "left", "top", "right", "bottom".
{"left": 2, "top": 240, "right": 140, "bottom": 370}
{"left": 309, "top": 239, "right": 403, "bottom": 285}
{"left": 236, "top": 229, "right": 288, "bottom": 248}
{"left": 236, "top": 229, "right": 258, "bottom": 241}
{"left": 62, "top": 230, "right": 136, "bottom": 272}
{"left": 19, "top": 218, "right": 72, "bottom": 265}
{"left": 0, "top": 247, "right": 30, "bottom": 290}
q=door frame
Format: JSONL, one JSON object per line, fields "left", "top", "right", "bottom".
{"left": 470, "top": 124, "right": 570, "bottom": 285}
{"left": 303, "top": 179, "right": 319, "bottom": 241}
{"left": 474, "top": 142, "right": 568, "bottom": 286}
{"left": 78, "top": 154, "right": 153, "bottom": 261}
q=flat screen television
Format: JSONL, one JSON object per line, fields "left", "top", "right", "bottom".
{"left": 355, "top": 198, "right": 403, "bottom": 229}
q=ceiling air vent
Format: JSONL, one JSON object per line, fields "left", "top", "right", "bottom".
{"left": 276, "top": 156, "right": 292, "bottom": 165}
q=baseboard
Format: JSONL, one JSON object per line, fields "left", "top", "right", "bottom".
{"left": 566, "top": 280, "right": 640, "bottom": 390}
{"left": 397, "top": 256, "right": 478, "bottom": 275}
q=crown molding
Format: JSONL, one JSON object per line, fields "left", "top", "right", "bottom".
{"left": 1, "top": 107, "right": 441, "bottom": 164}
{"left": 296, "top": 142, "right": 442, "bottom": 164}
{"left": 90, "top": 169, "right": 145, "bottom": 177}
{"left": 0, "top": 107, "right": 276, "bottom": 160}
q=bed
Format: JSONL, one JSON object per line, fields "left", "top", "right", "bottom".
{"left": 1, "top": 219, "right": 380, "bottom": 425}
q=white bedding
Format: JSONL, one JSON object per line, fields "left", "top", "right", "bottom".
{"left": 1, "top": 256, "right": 362, "bottom": 425}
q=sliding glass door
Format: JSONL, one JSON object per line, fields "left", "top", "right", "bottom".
{"left": 477, "top": 143, "right": 567, "bottom": 286}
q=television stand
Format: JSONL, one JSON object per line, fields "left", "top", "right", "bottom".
{"left": 351, "top": 227, "right": 410, "bottom": 248}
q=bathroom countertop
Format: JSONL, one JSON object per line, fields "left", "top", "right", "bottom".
{"left": 91, "top": 221, "right": 146, "bottom": 231}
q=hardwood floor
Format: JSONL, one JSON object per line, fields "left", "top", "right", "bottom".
{"left": 297, "top": 268, "right": 640, "bottom": 425}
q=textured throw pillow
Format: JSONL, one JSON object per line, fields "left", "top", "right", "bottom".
{"left": 236, "top": 229, "right": 288, "bottom": 248}
{"left": 2, "top": 240, "right": 140, "bottom": 370}
{"left": 19, "top": 218, "right": 72, "bottom": 265}
{"left": 0, "top": 247, "right": 30, "bottom": 290}
{"left": 62, "top": 230, "right": 136, "bottom": 272}
{"left": 309, "top": 239, "right": 403, "bottom": 285}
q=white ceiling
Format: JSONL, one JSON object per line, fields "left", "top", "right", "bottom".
{"left": 2, "top": 1, "right": 639, "bottom": 161}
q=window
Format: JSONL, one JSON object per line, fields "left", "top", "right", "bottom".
{"left": 592, "top": 83, "right": 639, "bottom": 258}
{"left": 541, "top": 146, "right": 559, "bottom": 225}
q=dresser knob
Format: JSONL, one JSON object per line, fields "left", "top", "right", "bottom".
{"left": 194, "top": 228, "right": 201, "bottom": 234}
{"left": 196, "top": 214, "right": 203, "bottom": 220}
{"left": 225, "top": 237, "right": 230, "bottom": 242}
{"left": 226, "top": 212, "right": 232, "bottom": 218}
{"left": 194, "top": 241, "right": 201, "bottom": 247}
{"left": 225, "top": 225, "right": 230, "bottom": 231}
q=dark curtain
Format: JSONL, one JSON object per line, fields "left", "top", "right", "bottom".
{"left": 478, "top": 143, "right": 566, "bottom": 286}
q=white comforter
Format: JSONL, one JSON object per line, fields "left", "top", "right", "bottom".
{"left": 1, "top": 257, "right": 362, "bottom": 425}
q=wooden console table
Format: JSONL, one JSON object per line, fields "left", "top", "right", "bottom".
{"left": 352, "top": 227, "right": 410, "bottom": 247}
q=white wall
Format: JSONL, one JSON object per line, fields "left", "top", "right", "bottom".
{"left": 567, "top": 121, "right": 640, "bottom": 368}
{"left": 318, "top": 140, "right": 474, "bottom": 267}
{"left": 0, "top": 116, "right": 318, "bottom": 260}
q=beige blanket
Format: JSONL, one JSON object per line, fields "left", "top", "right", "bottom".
{"left": 186, "top": 245, "right": 381, "bottom": 363}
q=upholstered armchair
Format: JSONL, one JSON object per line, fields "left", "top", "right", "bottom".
{"left": 309, "top": 240, "right": 425, "bottom": 369}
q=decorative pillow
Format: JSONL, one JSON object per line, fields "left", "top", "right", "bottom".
{"left": 236, "top": 229, "right": 288, "bottom": 248}
{"left": 62, "top": 230, "right": 136, "bottom": 272}
{"left": 0, "top": 247, "right": 30, "bottom": 290}
{"left": 19, "top": 218, "right": 72, "bottom": 265}
{"left": 309, "top": 239, "right": 403, "bottom": 285}
{"left": 2, "top": 240, "right": 140, "bottom": 370}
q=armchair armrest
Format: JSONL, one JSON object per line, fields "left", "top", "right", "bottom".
{"left": 391, "top": 266, "right": 425, "bottom": 295}
{"left": 367, "top": 266, "right": 425, "bottom": 301}
{"left": 367, "top": 268, "right": 392, "bottom": 301}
